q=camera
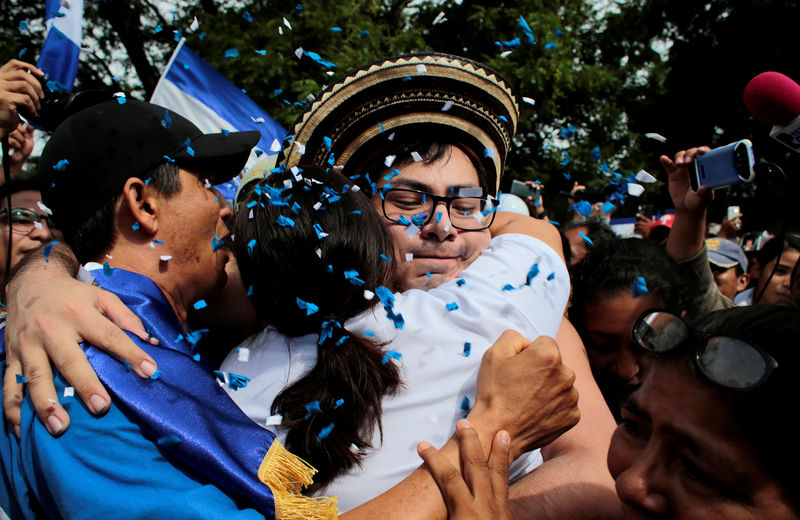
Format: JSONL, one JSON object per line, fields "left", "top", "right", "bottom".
{"left": 18, "top": 73, "right": 115, "bottom": 132}
{"left": 690, "top": 140, "right": 756, "bottom": 191}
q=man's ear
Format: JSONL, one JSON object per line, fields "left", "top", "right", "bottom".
{"left": 120, "top": 177, "right": 161, "bottom": 234}
{"left": 737, "top": 272, "right": 751, "bottom": 293}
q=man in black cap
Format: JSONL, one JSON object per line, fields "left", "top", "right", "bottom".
{"left": 0, "top": 99, "right": 339, "bottom": 519}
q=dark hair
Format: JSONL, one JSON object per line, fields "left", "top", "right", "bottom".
{"left": 348, "top": 128, "right": 489, "bottom": 198}
{"left": 69, "top": 162, "right": 180, "bottom": 264}
{"left": 755, "top": 234, "right": 800, "bottom": 270}
{"left": 675, "top": 305, "right": 800, "bottom": 504}
{"left": 571, "top": 238, "right": 689, "bottom": 329}
{"left": 233, "top": 165, "right": 401, "bottom": 488}
{"left": 563, "top": 217, "right": 618, "bottom": 247}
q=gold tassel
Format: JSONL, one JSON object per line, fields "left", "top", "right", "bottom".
{"left": 258, "top": 440, "right": 339, "bottom": 519}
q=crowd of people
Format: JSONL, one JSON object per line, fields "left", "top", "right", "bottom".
{"left": 0, "top": 50, "right": 797, "bottom": 520}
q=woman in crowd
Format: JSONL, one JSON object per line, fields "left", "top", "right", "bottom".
{"left": 426, "top": 304, "right": 800, "bottom": 519}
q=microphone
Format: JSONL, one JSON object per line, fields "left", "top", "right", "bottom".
{"left": 743, "top": 71, "right": 800, "bottom": 152}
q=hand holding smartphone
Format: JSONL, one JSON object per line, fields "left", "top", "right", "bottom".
{"left": 690, "top": 140, "right": 755, "bottom": 191}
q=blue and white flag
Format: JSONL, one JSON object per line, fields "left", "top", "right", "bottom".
{"left": 151, "top": 39, "right": 285, "bottom": 158}
{"left": 37, "top": 0, "right": 83, "bottom": 92}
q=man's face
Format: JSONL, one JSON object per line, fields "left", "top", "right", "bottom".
{"left": 371, "top": 146, "right": 491, "bottom": 291}
{"left": 710, "top": 264, "right": 748, "bottom": 301}
{"left": 0, "top": 190, "right": 55, "bottom": 277}
{"left": 159, "top": 169, "right": 230, "bottom": 301}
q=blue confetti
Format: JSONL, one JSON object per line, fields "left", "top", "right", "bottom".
{"left": 331, "top": 26, "right": 342, "bottom": 32}
{"left": 602, "top": 201, "right": 616, "bottom": 214}
{"left": 323, "top": 136, "right": 332, "bottom": 150}
{"left": 18, "top": 48, "right": 27, "bottom": 58}
{"left": 591, "top": 146, "right": 601, "bottom": 162}
{"left": 19, "top": 21, "right": 28, "bottom": 31}
{"left": 446, "top": 302, "right": 459, "bottom": 311}
{"left": 193, "top": 299, "right": 208, "bottom": 310}
{"left": 43, "top": 241, "right": 59, "bottom": 263}
{"left": 335, "top": 335, "right": 349, "bottom": 346}
{"left": 102, "top": 262, "right": 113, "bottom": 276}
{"left": 545, "top": 41, "right": 557, "bottom": 49}
{"left": 15, "top": 374, "right": 27, "bottom": 384}
{"left": 384, "top": 169, "right": 400, "bottom": 181}
{"left": 463, "top": 342, "right": 471, "bottom": 357}
{"left": 193, "top": 353, "right": 201, "bottom": 362}
{"left": 360, "top": 30, "right": 369, "bottom": 38}
{"left": 526, "top": 263, "right": 540, "bottom": 285}
{"left": 157, "top": 434, "right": 181, "bottom": 447}
{"left": 494, "top": 37, "right": 521, "bottom": 50}
{"left": 519, "top": 15, "right": 536, "bottom": 45}
{"left": 304, "top": 400, "right": 322, "bottom": 418}
{"left": 186, "top": 146, "right": 195, "bottom": 157}
{"left": 456, "top": 278, "right": 466, "bottom": 286}
{"left": 173, "top": 30, "right": 182, "bottom": 42}
{"left": 243, "top": 11, "right": 253, "bottom": 22}
{"left": 174, "top": 333, "right": 184, "bottom": 343}
{"left": 380, "top": 254, "right": 392, "bottom": 263}
{"left": 460, "top": 396, "right": 471, "bottom": 416}
{"left": 150, "top": 370, "right": 162, "bottom": 380}
{"left": 211, "top": 235, "right": 225, "bottom": 252}
{"left": 547, "top": 272, "right": 556, "bottom": 281}
{"left": 364, "top": 330, "right": 375, "bottom": 336}
{"left": 436, "top": 211, "right": 442, "bottom": 223}
{"left": 198, "top": 32, "right": 207, "bottom": 39}
{"left": 560, "top": 151, "right": 570, "bottom": 165}
{"left": 124, "top": 360, "right": 131, "bottom": 371}
{"left": 313, "top": 223, "right": 327, "bottom": 239}
{"left": 247, "top": 238, "right": 257, "bottom": 256}
{"left": 316, "top": 422, "right": 335, "bottom": 441}
{"left": 223, "top": 48, "right": 239, "bottom": 59}
{"left": 152, "top": 239, "right": 165, "bottom": 245}
{"left": 153, "top": 24, "right": 163, "bottom": 34}
{"left": 303, "top": 50, "right": 336, "bottom": 69}
{"left": 382, "top": 350, "right": 402, "bottom": 364}
{"left": 633, "top": 276, "right": 649, "bottom": 298}
{"left": 334, "top": 398, "right": 344, "bottom": 408}
{"left": 570, "top": 200, "right": 592, "bottom": 219}
{"left": 161, "top": 110, "right": 171, "bottom": 128}
{"left": 296, "top": 297, "right": 319, "bottom": 315}
{"left": 344, "top": 269, "right": 365, "bottom": 286}
{"left": 578, "top": 231, "right": 593, "bottom": 246}
{"left": 276, "top": 215, "right": 295, "bottom": 227}
{"left": 502, "top": 284, "right": 516, "bottom": 291}
{"left": 555, "top": 29, "right": 564, "bottom": 36}
{"left": 349, "top": 210, "right": 361, "bottom": 215}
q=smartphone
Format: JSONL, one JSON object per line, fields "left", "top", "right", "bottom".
{"left": 510, "top": 179, "right": 540, "bottom": 200}
{"left": 690, "top": 140, "right": 755, "bottom": 191}
{"left": 637, "top": 204, "right": 654, "bottom": 220}
{"left": 727, "top": 205, "right": 741, "bottom": 221}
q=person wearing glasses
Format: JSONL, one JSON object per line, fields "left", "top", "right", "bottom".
{"left": 423, "top": 304, "right": 800, "bottom": 520}
{"left": 0, "top": 176, "right": 54, "bottom": 286}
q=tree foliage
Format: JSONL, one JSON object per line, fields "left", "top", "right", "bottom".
{"left": 2, "top": 0, "right": 799, "bottom": 224}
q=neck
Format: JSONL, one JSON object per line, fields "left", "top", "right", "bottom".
{"left": 99, "top": 244, "right": 191, "bottom": 322}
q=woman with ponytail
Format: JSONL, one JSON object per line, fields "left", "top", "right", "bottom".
{"left": 225, "top": 165, "right": 401, "bottom": 489}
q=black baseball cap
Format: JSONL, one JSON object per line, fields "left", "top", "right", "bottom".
{"left": 39, "top": 99, "right": 259, "bottom": 238}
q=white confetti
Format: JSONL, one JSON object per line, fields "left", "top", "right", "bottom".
{"left": 485, "top": 147, "right": 497, "bottom": 159}
{"left": 37, "top": 201, "right": 53, "bottom": 215}
{"left": 410, "top": 151, "right": 423, "bottom": 162}
{"left": 266, "top": 414, "right": 283, "bottom": 426}
{"left": 47, "top": 398, "right": 57, "bottom": 405}
{"left": 432, "top": 11, "right": 447, "bottom": 24}
{"left": 64, "top": 387, "right": 75, "bottom": 397}
{"left": 160, "top": 255, "right": 173, "bottom": 261}
{"left": 441, "top": 100, "right": 454, "bottom": 112}
{"left": 294, "top": 47, "right": 303, "bottom": 59}
{"left": 33, "top": 221, "right": 43, "bottom": 230}
{"left": 315, "top": 248, "right": 322, "bottom": 258}
{"left": 313, "top": 201, "right": 323, "bottom": 210}
{"left": 645, "top": 132, "right": 667, "bottom": 143}
{"left": 443, "top": 222, "right": 451, "bottom": 232}
{"left": 270, "top": 138, "right": 281, "bottom": 152}
{"left": 363, "top": 289, "right": 374, "bottom": 300}
{"left": 627, "top": 183, "right": 645, "bottom": 197}
{"left": 416, "top": 64, "right": 427, "bottom": 74}
{"left": 500, "top": 50, "right": 513, "bottom": 58}
{"left": 635, "top": 169, "right": 657, "bottom": 183}
{"left": 405, "top": 253, "right": 414, "bottom": 262}
{"left": 237, "top": 347, "right": 250, "bottom": 362}
{"left": 251, "top": 117, "right": 265, "bottom": 124}
{"left": 522, "top": 96, "right": 536, "bottom": 105}
{"left": 404, "top": 223, "right": 420, "bottom": 237}
{"left": 283, "top": 17, "right": 292, "bottom": 30}
{"left": 351, "top": 185, "right": 360, "bottom": 192}
{"left": 384, "top": 155, "right": 396, "bottom": 167}
{"left": 149, "top": 242, "right": 156, "bottom": 249}
{"left": 204, "top": 179, "right": 212, "bottom": 188}
{"left": 248, "top": 208, "right": 254, "bottom": 219}
{"left": 278, "top": 26, "right": 283, "bottom": 35}
{"left": 294, "top": 142, "right": 306, "bottom": 155}
{"left": 189, "top": 16, "right": 199, "bottom": 32}
{"left": 290, "top": 166, "right": 302, "bottom": 181}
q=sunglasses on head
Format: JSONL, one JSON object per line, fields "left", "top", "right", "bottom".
{"left": 632, "top": 310, "right": 778, "bottom": 390}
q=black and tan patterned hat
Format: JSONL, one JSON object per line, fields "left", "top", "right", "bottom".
{"left": 278, "top": 53, "right": 519, "bottom": 196}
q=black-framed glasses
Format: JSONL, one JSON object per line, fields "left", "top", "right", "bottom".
{"left": 632, "top": 310, "right": 778, "bottom": 390}
{"left": 380, "top": 187, "right": 497, "bottom": 231}
{"left": 0, "top": 207, "right": 54, "bottom": 235}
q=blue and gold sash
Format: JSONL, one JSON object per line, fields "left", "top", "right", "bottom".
{"left": 85, "top": 267, "right": 336, "bottom": 519}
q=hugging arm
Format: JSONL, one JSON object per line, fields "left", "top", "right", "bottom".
{"left": 3, "top": 242, "right": 158, "bottom": 436}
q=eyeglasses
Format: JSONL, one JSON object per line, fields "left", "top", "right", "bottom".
{"left": 380, "top": 187, "right": 497, "bottom": 231}
{"left": 0, "top": 207, "right": 54, "bottom": 235}
{"left": 632, "top": 310, "right": 778, "bottom": 390}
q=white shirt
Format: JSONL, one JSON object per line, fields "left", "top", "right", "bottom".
{"left": 221, "top": 233, "right": 570, "bottom": 511}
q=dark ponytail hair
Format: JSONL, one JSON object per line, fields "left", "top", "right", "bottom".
{"left": 233, "top": 165, "right": 401, "bottom": 488}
